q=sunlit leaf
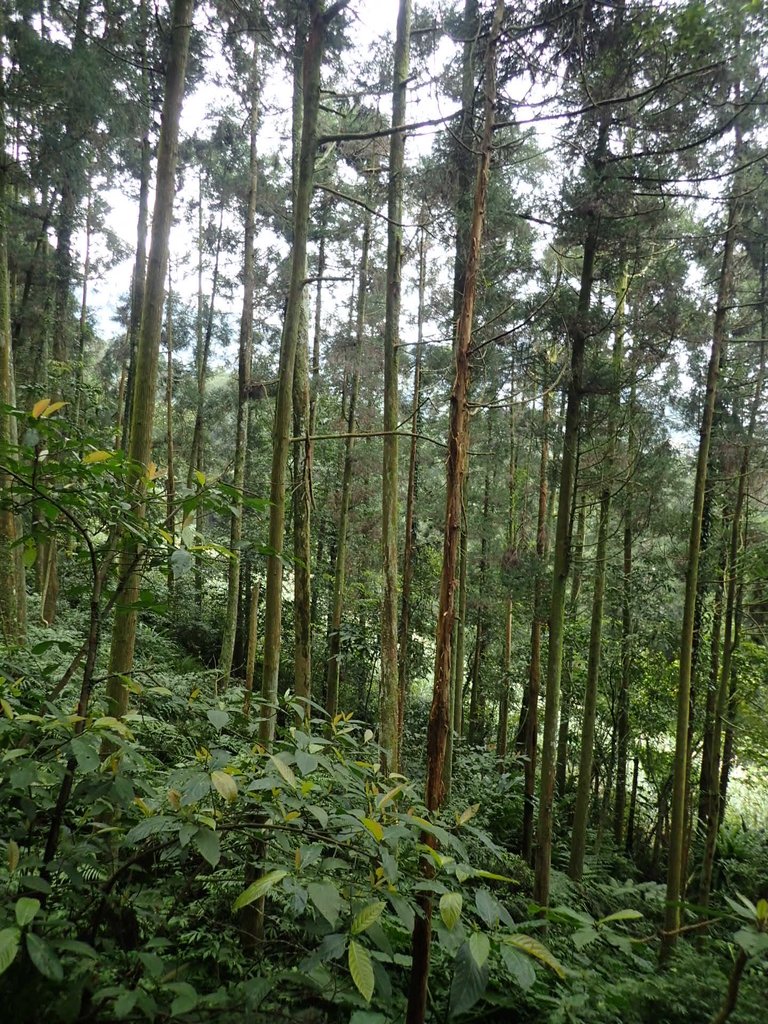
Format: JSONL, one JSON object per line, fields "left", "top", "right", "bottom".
{"left": 82, "top": 450, "right": 112, "bottom": 464}
{"left": 468, "top": 931, "right": 490, "bottom": 969}
{"left": 211, "top": 770, "right": 238, "bottom": 803}
{"left": 31, "top": 398, "right": 51, "bottom": 419}
{"left": 7, "top": 839, "right": 19, "bottom": 873}
{"left": 232, "top": 870, "right": 288, "bottom": 911}
{"left": 502, "top": 933, "right": 565, "bottom": 978}
{"left": 361, "top": 817, "right": 383, "bottom": 842}
{"left": 15, "top": 897, "right": 40, "bottom": 927}
{"left": 0, "top": 928, "right": 20, "bottom": 976}
{"left": 597, "top": 909, "right": 643, "bottom": 926}
{"left": 351, "top": 901, "right": 385, "bottom": 935}
{"left": 348, "top": 940, "right": 374, "bottom": 1002}
{"left": 440, "top": 892, "right": 462, "bottom": 930}
{"left": 457, "top": 803, "right": 480, "bottom": 826}
{"left": 39, "top": 401, "right": 67, "bottom": 418}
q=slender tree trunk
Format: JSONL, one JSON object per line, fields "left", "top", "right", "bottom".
{"left": 557, "top": 497, "right": 585, "bottom": 798}
{"left": 522, "top": 382, "right": 550, "bottom": 859}
{"left": 662, "top": 187, "right": 739, "bottom": 955}
{"left": 534, "top": 118, "right": 609, "bottom": 907}
{"left": 569, "top": 269, "right": 626, "bottom": 881}
{"left": 406, "top": 5, "right": 504, "bottom": 1019}
{"left": 121, "top": 0, "right": 151, "bottom": 450}
{"left": 699, "top": 339, "right": 763, "bottom": 905}
{"left": 244, "top": 577, "right": 260, "bottom": 718}
{"left": 105, "top": 0, "right": 194, "bottom": 721}
{"left": 326, "top": 216, "right": 370, "bottom": 720}
{"left": 73, "top": 187, "right": 92, "bottom": 426}
{"left": 0, "top": 20, "right": 23, "bottom": 641}
{"left": 614, "top": 370, "right": 636, "bottom": 842}
{"left": 219, "top": 39, "right": 259, "bottom": 684}
{"left": 398, "top": 220, "right": 426, "bottom": 740}
{"left": 165, "top": 265, "right": 176, "bottom": 605}
{"left": 260, "top": 0, "right": 349, "bottom": 747}
{"left": 497, "top": 391, "right": 516, "bottom": 765}
{"left": 380, "top": 0, "right": 412, "bottom": 774}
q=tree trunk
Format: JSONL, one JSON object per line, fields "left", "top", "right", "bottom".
{"left": 105, "top": 0, "right": 194, "bottom": 721}
{"left": 406, "top": 4, "right": 504, "bottom": 1019}
{"left": 662, "top": 187, "right": 739, "bottom": 955}
{"left": 398, "top": 220, "right": 426, "bottom": 741}
{"left": 614, "top": 368, "right": 636, "bottom": 843}
{"left": 497, "top": 390, "right": 517, "bottom": 767}
{"left": 219, "top": 39, "right": 259, "bottom": 684}
{"left": 380, "top": 0, "right": 411, "bottom": 775}
{"left": 121, "top": 0, "right": 151, "bottom": 450}
{"left": 534, "top": 118, "right": 609, "bottom": 907}
{"left": 0, "top": 19, "right": 23, "bottom": 641}
{"left": 165, "top": 264, "right": 176, "bottom": 605}
{"left": 243, "top": 577, "right": 260, "bottom": 718}
{"left": 521, "top": 381, "right": 550, "bottom": 861}
{"left": 569, "top": 268, "right": 627, "bottom": 880}
{"left": 259, "top": 0, "right": 349, "bottom": 747}
{"left": 698, "top": 337, "right": 763, "bottom": 905}
{"left": 326, "top": 215, "right": 370, "bottom": 720}
{"left": 557, "top": 497, "right": 585, "bottom": 799}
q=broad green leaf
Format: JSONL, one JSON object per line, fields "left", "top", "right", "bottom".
{"left": 572, "top": 926, "right": 599, "bottom": 950}
{"left": 0, "top": 928, "right": 20, "bottom": 975}
{"left": 167, "top": 981, "right": 198, "bottom": 1016}
{"left": 440, "top": 892, "right": 463, "bottom": 930}
{"left": 114, "top": 990, "right": 138, "bottom": 1018}
{"left": 270, "top": 753, "right": 297, "bottom": 789}
{"left": 7, "top": 839, "right": 19, "bottom": 873}
{"left": 194, "top": 469, "right": 206, "bottom": 487}
{"left": 233, "top": 869, "right": 288, "bottom": 911}
{"left": 350, "top": 1012, "right": 387, "bottom": 1024}
{"left": 351, "top": 901, "right": 385, "bottom": 936}
{"left": 468, "top": 931, "right": 490, "bottom": 969}
{"left": 724, "top": 896, "right": 756, "bottom": 922}
{"left": 82, "top": 449, "right": 112, "bottom": 464}
{"left": 503, "top": 933, "right": 565, "bottom": 979}
{"left": 15, "top": 897, "right": 40, "bottom": 927}
{"left": 170, "top": 548, "right": 194, "bottom": 580}
{"left": 1, "top": 698, "right": 13, "bottom": 719}
{"left": 193, "top": 827, "right": 220, "bottom": 868}
{"left": 597, "top": 909, "right": 644, "bottom": 926}
{"left": 206, "top": 708, "right": 230, "bottom": 731}
{"left": 361, "top": 817, "right": 383, "bottom": 842}
{"left": 93, "top": 716, "right": 133, "bottom": 739}
{"left": 348, "top": 940, "right": 374, "bottom": 1002}
{"left": 734, "top": 927, "right": 768, "bottom": 957}
{"left": 449, "top": 940, "right": 488, "bottom": 1019}
{"left": 308, "top": 881, "right": 343, "bottom": 926}
{"left": 26, "top": 932, "right": 63, "bottom": 981}
{"left": 500, "top": 943, "right": 536, "bottom": 990}
{"left": 211, "top": 770, "right": 237, "bottom": 802}
{"left": 757, "top": 899, "right": 768, "bottom": 924}
{"left": 475, "top": 889, "right": 500, "bottom": 928}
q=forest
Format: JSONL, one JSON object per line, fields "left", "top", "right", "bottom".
{"left": 0, "top": 0, "right": 767, "bottom": 1021}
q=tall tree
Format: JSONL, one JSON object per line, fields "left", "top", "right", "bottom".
{"left": 259, "top": 0, "right": 350, "bottom": 747}
{"left": 379, "top": 0, "right": 412, "bottom": 774}
{"left": 105, "top": 0, "right": 195, "bottom": 721}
